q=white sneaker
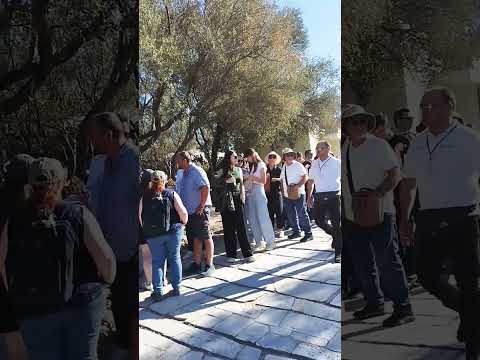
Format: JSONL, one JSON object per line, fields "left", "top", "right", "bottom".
{"left": 277, "top": 230, "right": 285, "bottom": 238}
{"left": 254, "top": 243, "right": 266, "bottom": 252}
{"left": 226, "top": 257, "right": 237, "bottom": 263}
{"left": 266, "top": 242, "right": 276, "bottom": 251}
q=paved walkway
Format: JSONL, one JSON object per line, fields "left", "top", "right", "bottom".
{"left": 139, "top": 223, "right": 341, "bottom": 360}
{"left": 342, "top": 289, "right": 465, "bottom": 360}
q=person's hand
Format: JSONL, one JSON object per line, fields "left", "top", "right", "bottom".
{"left": 225, "top": 177, "right": 235, "bottom": 184}
{"left": 307, "top": 197, "right": 314, "bottom": 209}
{"left": 6, "top": 332, "right": 29, "bottom": 360}
{"left": 399, "top": 218, "right": 413, "bottom": 246}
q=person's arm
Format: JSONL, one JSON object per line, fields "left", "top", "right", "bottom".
{"left": 82, "top": 207, "right": 117, "bottom": 284}
{"left": 173, "top": 192, "right": 189, "bottom": 225}
{"left": 238, "top": 169, "right": 246, "bottom": 204}
{"left": 398, "top": 177, "right": 417, "bottom": 245}
{"left": 196, "top": 185, "right": 209, "bottom": 215}
{"left": 375, "top": 166, "right": 401, "bottom": 196}
{"left": 306, "top": 179, "right": 315, "bottom": 207}
{"left": 0, "top": 221, "right": 28, "bottom": 360}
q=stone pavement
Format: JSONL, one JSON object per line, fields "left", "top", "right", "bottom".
{"left": 139, "top": 223, "right": 341, "bottom": 360}
{"left": 342, "top": 289, "right": 465, "bottom": 360}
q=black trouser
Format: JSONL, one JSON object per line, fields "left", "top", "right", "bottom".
{"left": 415, "top": 207, "right": 480, "bottom": 344}
{"left": 110, "top": 256, "right": 139, "bottom": 349}
{"left": 221, "top": 199, "right": 253, "bottom": 259}
{"left": 267, "top": 191, "right": 284, "bottom": 230}
{"left": 314, "top": 192, "right": 342, "bottom": 257}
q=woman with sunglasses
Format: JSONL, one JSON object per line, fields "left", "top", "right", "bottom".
{"left": 214, "top": 151, "right": 254, "bottom": 263}
{"left": 243, "top": 148, "right": 275, "bottom": 251}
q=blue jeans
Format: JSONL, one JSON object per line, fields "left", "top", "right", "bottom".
{"left": 19, "top": 284, "right": 106, "bottom": 360}
{"left": 147, "top": 224, "right": 183, "bottom": 294}
{"left": 245, "top": 185, "right": 275, "bottom": 246}
{"left": 344, "top": 214, "right": 410, "bottom": 309}
{"left": 283, "top": 194, "right": 312, "bottom": 235}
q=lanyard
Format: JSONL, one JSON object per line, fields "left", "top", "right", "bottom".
{"left": 317, "top": 156, "right": 331, "bottom": 173}
{"left": 426, "top": 125, "right": 457, "bottom": 160}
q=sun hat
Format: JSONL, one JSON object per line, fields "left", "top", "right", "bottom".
{"left": 342, "top": 104, "right": 376, "bottom": 131}
{"left": 265, "top": 151, "right": 281, "bottom": 165}
{"left": 282, "top": 148, "right": 296, "bottom": 156}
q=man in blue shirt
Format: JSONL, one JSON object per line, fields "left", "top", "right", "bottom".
{"left": 175, "top": 151, "right": 215, "bottom": 276}
{"left": 85, "top": 112, "right": 140, "bottom": 360}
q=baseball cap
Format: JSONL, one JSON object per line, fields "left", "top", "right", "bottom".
{"left": 28, "top": 158, "right": 67, "bottom": 186}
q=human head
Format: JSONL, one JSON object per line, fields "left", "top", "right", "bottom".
{"left": 266, "top": 151, "right": 281, "bottom": 167}
{"left": 420, "top": 87, "right": 455, "bottom": 133}
{"left": 84, "top": 112, "right": 126, "bottom": 155}
{"left": 244, "top": 148, "right": 261, "bottom": 164}
{"left": 315, "top": 141, "right": 331, "bottom": 160}
{"left": 342, "top": 104, "right": 375, "bottom": 140}
{"left": 222, "top": 150, "right": 238, "bottom": 175}
{"left": 175, "top": 151, "right": 192, "bottom": 170}
{"left": 373, "top": 114, "right": 388, "bottom": 139}
{"left": 4, "top": 153, "right": 35, "bottom": 187}
{"left": 304, "top": 150, "right": 313, "bottom": 161}
{"left": 393, "top": 108, "right": 413, "bottom": 132}
{"left": 28, "top": 157, "right": 67, "bottom": 208}
{"left": 296, "top": 152, "right": 304, "bottom": 162}
{"left": 282, "top": 148, "right": 296, "bottom": 165}
{"left": 150, "top": 170, "right": 168, "bottom": 192}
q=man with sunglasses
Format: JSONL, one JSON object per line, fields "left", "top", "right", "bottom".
{"left": 400, "top": 87, "right": 480, "bottom": 358}
{"left": 307, "top": 141, "right": 341, "bottom": 263}
{"left": 341, "top": 104, "right": 414, "bottom": 327}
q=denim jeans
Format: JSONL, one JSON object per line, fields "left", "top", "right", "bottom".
{"left": 343, "top": 214, "right": 410, "bottom": 309}
{"left": 147, "top": 223, "right": 183, "bottom": 294}
{"left": 283, "top": 194, "right": 312, "bottom": 235}
{"left": 19, "top": 284, "right": 106, "bottom": 360}
{"left": 245, "top": 185, "right": 275, "bottom": 246}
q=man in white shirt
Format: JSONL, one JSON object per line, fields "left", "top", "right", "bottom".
{"left": 341, "top": 104, "right": 413, "bottom": 328}
{"left": 307, "top": 141, "right": 341, "bottom": 263}
{"left": 399, "top": 87, "right": 480, "bottom": 357}
{"left": 280, "top": 148, "right": 313, "bottom": 242}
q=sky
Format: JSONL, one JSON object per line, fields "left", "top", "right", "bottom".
{"left": 277, "top": 0, "right": 341, "bottom": 68}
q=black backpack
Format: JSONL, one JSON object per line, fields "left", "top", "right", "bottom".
{"left": 6, "top": 202, "right": 81, "bottom": 317}
{"left": 141, "top": 190, "right": 174, "bottom": 238}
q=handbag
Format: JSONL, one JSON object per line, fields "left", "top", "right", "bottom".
{"left": 284, "top": 165, "right": 301, "bottom": 200}
{"left": 346, "top": 143, "right": 384, "bottom": 227}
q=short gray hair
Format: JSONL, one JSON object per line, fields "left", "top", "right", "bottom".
{"left": 316, "top": 141, "right": 331, "bottom": 149}
{"left": 425, "top": 86, "right": 456, "bottom": 110}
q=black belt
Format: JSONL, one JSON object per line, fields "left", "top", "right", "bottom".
{"left": 315, "top": 191, "right": 340, "bottom": 196}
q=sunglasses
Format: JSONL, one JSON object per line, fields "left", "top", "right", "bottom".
{"left": 285, "top": 153, "right": 295, "bottom": 157}
{"left": 348, "top": 118, "right": 367, "bottom": 127}
{"left": 268, "top": 155, "right": 277, "bottom": 159}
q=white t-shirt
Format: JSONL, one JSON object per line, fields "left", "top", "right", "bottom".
{"left": 403, "top": 122, "right": 480, "bottom": 210}
{"left": 341, "top": 134, "right": 399, "bottom": 221}
{"left": 280, "top": 161, "right": 308, "bottom": 196}
{"left": 247, "top": 161, "right": 267, "bottom": 188}
{"left": 309, "top": 156, "right": 341, "bottom": 193}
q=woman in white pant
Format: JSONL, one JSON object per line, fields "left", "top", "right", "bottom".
{"left": 243, "top": 148, "right": 276, "bottom": 251}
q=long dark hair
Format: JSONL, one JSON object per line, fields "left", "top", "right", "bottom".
{"left": 221, "top": 150, "right": 235, "bottom": 178}
{"left": 244, "top": 148, "right": 262, "bottom": 174}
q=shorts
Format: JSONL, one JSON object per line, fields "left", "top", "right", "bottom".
{"left": 186, "top": 207, "right": 212, "bottom": 242}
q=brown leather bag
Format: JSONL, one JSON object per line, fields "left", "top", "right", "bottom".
{"left": 284, "top": 165, "right": 301, "bottom": 200}
{"left": 346, "top": 144, "right": 384, "bottom": 227}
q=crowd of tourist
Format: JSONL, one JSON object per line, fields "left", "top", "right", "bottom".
{"left": 0, "top": 108, "right": 342, "bottom": 360}
{"left": 342, "top": 86, "right": 480, "bottom": 359}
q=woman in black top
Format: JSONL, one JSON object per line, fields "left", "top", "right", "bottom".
{"left": 214, "top": 150, "right": 254, "bottom": 263}
{"left": 265, "top": 151, "right": 284, "bottom": 237}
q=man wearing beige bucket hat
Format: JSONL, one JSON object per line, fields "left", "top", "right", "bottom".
{"left": 280, "top": 147, "right": 313, "bottom": 242}
{"left": 341, "top": 104, "right": 414, "bottom": 327}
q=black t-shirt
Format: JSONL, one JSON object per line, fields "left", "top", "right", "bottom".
{"left": 266, "top": 166, "right": 282, "bottom": 193}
